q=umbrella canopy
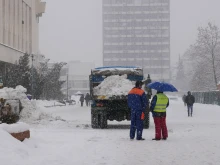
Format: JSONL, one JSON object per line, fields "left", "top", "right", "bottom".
{"left": 75, "top": 91, "right": 82, "bottom": 95}
{"left": 147, "top": 81, "right": 178, "bottom": 92}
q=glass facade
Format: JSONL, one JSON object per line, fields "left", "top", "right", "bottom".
{"left": 103, "top": 0, "right": 170, "bottom": 81}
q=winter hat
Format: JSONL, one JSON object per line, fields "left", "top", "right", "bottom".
{"left": 135, "top": 81, "right": 143, "bottom": 88}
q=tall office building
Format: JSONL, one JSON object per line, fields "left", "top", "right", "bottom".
{"left": 103, "top": 0, "right": 170, "bottom": 81}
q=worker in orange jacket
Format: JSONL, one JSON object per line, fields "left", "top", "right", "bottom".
{"left": 128, "top": 81, "right": 148, "bottom": 140}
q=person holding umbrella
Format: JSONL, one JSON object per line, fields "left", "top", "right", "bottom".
{"left": 150, "top": 91, "right": 169, "bottom": 140}
{"left": 147, "top": 81, "right": 178, "bottom": 141}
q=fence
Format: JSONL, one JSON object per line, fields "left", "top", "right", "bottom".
{"left": 192, "top": 91, "right": 220, "bottom": 106}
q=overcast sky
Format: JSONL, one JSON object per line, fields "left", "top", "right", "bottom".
{"left": 39, "top": 0, "right": 220, "bottom": 67}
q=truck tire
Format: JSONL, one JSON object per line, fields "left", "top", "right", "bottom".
{"left": 99, "top": 113, "right": 108, "bottom": 129}
{"left": 91, "top": 113, "right": 99, "bottom": 128}
{"left": 91, "top": 111, "right": 108, "bottom": 129}
{"left": 144, "top": 112, "right": 150, "bottom": 129}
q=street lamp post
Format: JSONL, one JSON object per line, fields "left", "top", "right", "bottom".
{"left": 67, "top": 74, "right": 68, "bottom": 100}
{"left": 31, "top": 54, "right": 34, "bottom": 99}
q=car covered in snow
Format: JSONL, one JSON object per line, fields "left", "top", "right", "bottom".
{"left": 0, "top": 99, "right": 23, "bottom": 124}
{"left": 89, "top": 66, "right": 150, "bottom": 129}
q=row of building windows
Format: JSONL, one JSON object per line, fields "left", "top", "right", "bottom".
{"left": 103, "top": 13, "right": 169, "bottom": 19}
{"left": 103, "top": 21, "right": 169, "bottom": 28}
{"left": 104, "top": 50, "right": 169, "bottom": 54}
{"left": 144, "top": 68, "right": 170, "bottom": 75}
{"left": 103, "top": 0, "right": 169, "bottom": 5}
{"left": 103, "top": 44, "right": 169, "bottom": 50}
{"left": 103, "top": 58, "right": 170, "bottom": 66}
{"left": 102, "top": 62, "right": 170, "bottom": 79}
{"left": 103, "top": 6, "right": 169, "bottom": 12}
{"left": 104, "top": 52, "right": 169, "bottom": 58}
{"left": 104, "top": 42, "right": 169, "bottom": 46}
{"left": 104, "top": 36, "right": 169, "bottom": 42}
{"left": 104, "top": 19, "right": 169, "bottom": 23}
{"left": 103, "top": 60, "right": 169, "bottom": 70}
{"left": 104, "top": 27, "right": 169, "bottom": 30}
{"left": 103, "top": 29, "right": 169, "bottom": 35}
{"left": 104, "top": 53, "right": 170, "bottom": 61}
{"left": 104, "top": 35, "right": 169, "bottom": 38}
{"left": 0, "top": 0, "right": 32, "bottom": 53}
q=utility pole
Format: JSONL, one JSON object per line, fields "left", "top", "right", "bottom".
{"left": 31, "top": 54, "right": 34, "bottom": 99}
{"left": 67, "top": 74, "right": 68, "bottom": 100}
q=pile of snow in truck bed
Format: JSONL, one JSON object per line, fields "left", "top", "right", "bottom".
{"left": 93, "top": 74, "right": 134, "bottom": 96}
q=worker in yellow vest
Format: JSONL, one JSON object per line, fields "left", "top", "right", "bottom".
{"left": 150, "top": 91, "right": 169, "bottom": 141}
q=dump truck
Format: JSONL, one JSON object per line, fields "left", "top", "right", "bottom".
{"left": 89, "top": 66, "right": 151, "bottom": 129}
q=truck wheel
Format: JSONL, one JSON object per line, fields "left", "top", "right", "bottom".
{"left": 98, "top": 113, "right": 108, "bottom": 129}
{"left": 144, "top": 112, "right": 150, "bottom": 129}
{"left": 91, "top": 112, "right": 108, "bottom": 129}
{"left": 91, "top": 113, "right": 99, "bottom": 128}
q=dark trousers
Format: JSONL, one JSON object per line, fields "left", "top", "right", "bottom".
{"left": 153, "top": 117, "right": 168, "bottom": 139}
{"left": 81, "top": 101, "right": 84, "bottom": 107}
{"left": 187, "top": 105, "right": 193, "bottom": 116}
{"left": 130, "top": 111, "right": 143, "bottom": 140}
{"left": 85, "top": 101, "right": 89, "bottom": 106}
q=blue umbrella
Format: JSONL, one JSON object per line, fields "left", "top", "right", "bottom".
{"left": 146, "top": 81, "right": 178, "bottom": 92}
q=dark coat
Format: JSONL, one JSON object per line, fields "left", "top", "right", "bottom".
{"left": 185, "top": 94, "right": 195, "bottom": 106}
{"left": 85, "top": 93, "right": 91, "bottom": 101}
{"left": 80, "top": 95, "right": 84, "bottom": 102}
{"left": 128, "top": 87, "right": 148, "bottom": 112}
{"left": 182, "top": 95, "right": 186, "bottom": 102}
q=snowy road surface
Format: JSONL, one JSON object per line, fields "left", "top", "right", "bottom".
{"left": 1, "top": 99, "right": 220, "bottom": 165}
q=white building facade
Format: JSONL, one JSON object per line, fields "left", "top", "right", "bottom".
{"left": 0, "top": 0, "right": 46, "bottom": 64}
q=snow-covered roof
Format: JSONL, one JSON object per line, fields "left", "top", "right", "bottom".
{"left": 92, "top": 66, "right": 143, "bottom": 76}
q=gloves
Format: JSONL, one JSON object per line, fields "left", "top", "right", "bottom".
{"left": 141, "top": 112, "right": 145, "bottom": 120}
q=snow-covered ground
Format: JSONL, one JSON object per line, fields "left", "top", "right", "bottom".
{"left": 1, "top": 96, "right": 220, "bottom": 165}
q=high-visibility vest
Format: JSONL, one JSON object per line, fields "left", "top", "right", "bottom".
{"left": 153, "top": 93, "right": 169, "bottom": 112}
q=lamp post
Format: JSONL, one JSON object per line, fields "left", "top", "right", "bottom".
{"left": 144, "top": 74, "right": 152, "bottom": 99}
{"left": 66, "top": 74, "right": 69, "bottom": 100}
{"left": 31, "top": 54, "right": 34, "bottom": 99}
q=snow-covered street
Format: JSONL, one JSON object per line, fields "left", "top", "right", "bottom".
{"left": 1, "top": 98, "right": 220, "bottom": 165}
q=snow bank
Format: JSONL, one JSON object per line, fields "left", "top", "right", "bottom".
{"left": 0, "top": 85, "right": 27, "bottom": 100}
{"left": 0, "top": 122, "right": 29, "bottom": 133}
{"left": 93, "top": 74, "right": 134, "bottom": 96}
{"left": 35, "top": 100, "right": 65, "bottom": 107}
{"left": 0, "top": 86, "right": 58, "bottom": 124}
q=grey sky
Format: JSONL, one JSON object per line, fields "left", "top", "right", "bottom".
{"left": 39, "top": 0, "right": 220, "bottom": 67}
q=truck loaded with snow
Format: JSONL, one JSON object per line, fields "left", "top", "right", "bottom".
{"left": 89, "top": 66, "right": 150, "bottom": 129}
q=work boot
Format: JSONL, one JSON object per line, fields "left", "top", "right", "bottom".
{"left": 152, "top": 138, "right": 161, "bottom": 141}
{"left": 137, "top": 138, "right": 145, "bottom": 140}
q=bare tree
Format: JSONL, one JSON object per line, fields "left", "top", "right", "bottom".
{"left": 183, "top": 23, "right": 220, "bottom": 91}
{"left": 195, "top": 23, "right": 220, "bottom": 88}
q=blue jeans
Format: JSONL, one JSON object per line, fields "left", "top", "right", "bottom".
{"left": 130, "top": 111, "right": 143, "bottom": 140}
{"left": 187, "top": 105, "right": 193, "bottom": 116}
